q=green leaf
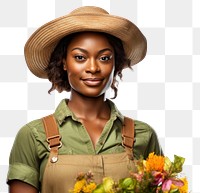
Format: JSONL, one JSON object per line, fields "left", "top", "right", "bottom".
{"left": 93, "top": 184, "right": 105, "bottom": 193}
{"left": 172, "top": 155, "right": 185, "bottom": 173}
{"left": 169, "top": 188, "right": 180, "bottom": 193}
{"left": 164, "top": 156, "right": 172, "bottom": 172}
{"left": 119, "top": 178, "right": 136, "bottom": 191}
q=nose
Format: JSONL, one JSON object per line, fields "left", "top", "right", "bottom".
{"left": 86, "top": 59, "right": 100, "bottom": 74}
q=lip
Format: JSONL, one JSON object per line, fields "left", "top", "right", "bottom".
{"left": 81, "top": 78, "right": 103, "bottom": 86}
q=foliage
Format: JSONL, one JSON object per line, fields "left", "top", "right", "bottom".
{"left": 70, "top": 153, "right": 188, "bottom": 193}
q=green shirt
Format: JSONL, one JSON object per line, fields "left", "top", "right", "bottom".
{"left": 7, "top": 99, "right": 163, "bottom": 190}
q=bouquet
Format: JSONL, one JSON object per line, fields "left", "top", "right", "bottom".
{"left": 70, "top": 153, "right": 188, "bottom": 193}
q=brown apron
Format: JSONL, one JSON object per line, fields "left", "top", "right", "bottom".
{"left": 41, "top": 115, "right": 135, "bottom": 193}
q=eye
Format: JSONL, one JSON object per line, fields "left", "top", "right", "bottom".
{"left": 74, "top": 55, "right": 86, "bottom": 61}
{"left": 99, "top": 55, "right": 112, "bottom": 62}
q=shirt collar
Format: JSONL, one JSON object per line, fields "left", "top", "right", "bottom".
{"left": 54, "top": 98, "right": 124, "bottom": 125}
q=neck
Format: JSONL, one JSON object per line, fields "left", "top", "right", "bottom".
{"left": 68, "top": 90, "right": 110, "bottom": 120}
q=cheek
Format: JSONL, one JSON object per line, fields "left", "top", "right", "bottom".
{"left": 67, "top": 69, "right": 79, "bottom": 82}
{"left": 106, "top": 64, "right": 115, "bottom": 78}
{"left": 66, "top": 65, "right": 83, "bottom": 87}
{"left": 67, "top": 73, "right": 79, "bottom": 90}
{"left": 65, "top": 59, "right": 84, "bottom": 75}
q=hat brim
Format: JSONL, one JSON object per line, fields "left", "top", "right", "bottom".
{"left": 25, "top": 12, "right": 147, "bottom": 78}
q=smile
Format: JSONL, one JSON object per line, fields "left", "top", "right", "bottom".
{"left": 81, "top": 78, "right": 103, "bottom": 86}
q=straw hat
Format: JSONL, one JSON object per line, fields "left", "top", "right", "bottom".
{"left": 25, "top": 6, "right": 147, "bottom": 78}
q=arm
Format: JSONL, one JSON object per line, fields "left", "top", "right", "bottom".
{"left": 7, "top": 124, "right": 40, "bottom": 191}
{"left": 134, "top": 120, "right": 164, "bottom": 159}
{"left": 9, "top": 180, "right": 38, "bottom": 193}
{"left": 145, "top": 127, "right": 164, "bottom": 158}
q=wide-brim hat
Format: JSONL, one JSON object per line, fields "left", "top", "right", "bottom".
{"left": 24, "top": 6, "right": 147, "bottom": 78}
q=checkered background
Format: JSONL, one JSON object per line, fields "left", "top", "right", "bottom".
{"left": 0, "top": 0, "right": 199, "bottom": 192}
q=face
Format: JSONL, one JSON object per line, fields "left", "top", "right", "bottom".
{"left": 63, "top": 32, "right": 115, "bottom": 98}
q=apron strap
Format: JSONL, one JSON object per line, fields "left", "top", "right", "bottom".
{"left": 42, "top": 114, "right": 134, "bottom": 161}
{"left": 122, "top": 117, "right": 135, "bottom": 160}
{"left": 42, "top": 114, "right": 62, "bottom": 163}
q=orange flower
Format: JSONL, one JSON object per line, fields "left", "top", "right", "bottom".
{"left": 145, "top": 152, "right": 165, "bottom": 172}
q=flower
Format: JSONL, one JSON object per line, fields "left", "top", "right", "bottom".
{"left": 170, "top": 177, "right": 188, "bottom": 193}
{"left": 145, "top": 152, "right": 165, "bottom": 172}
{"left": 92, "top": 177, "right": 115, "bottom": 193}
{"left": 70, "top": 171, "right": 97, "bottom": 193}
{"left": 70, "top": 153, "right": 188, "bottom": 193}
{"left": 73, "top": 179, "right": 87, "bottom": 193}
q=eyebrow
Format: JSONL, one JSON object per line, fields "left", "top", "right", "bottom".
{"left": 71, "top": 47, "right": 113, "bottom": 54}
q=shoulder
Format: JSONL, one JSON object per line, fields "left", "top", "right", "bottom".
{"left": 123, "top": 116, "right": 157, "bottom": 136}
{"left": 11, "top": 116, "right": 50, "bottom": 164}
{"left": 123, "top": 117, "right": 158, "bottom": 140}
{"left": 134, "top": 120, "right": 159, "bottom": 142}
{"left": 127, "top": 118, "right": 159, "bottom": 143}
{"left": 134, "top": 120, "right": 156, "bottom": 135}
{"left": 15, "top": 117, "right": 46, "bottom": 144}
{"left": 131, "top": 119, "right": 163, "bottom": 158}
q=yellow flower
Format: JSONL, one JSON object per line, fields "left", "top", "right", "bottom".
{"left": 170, "top": 177, "right": 188, "bottom": 193}
{"left": 145, "top": 152, "right": 165, "bottom": 172}
{"left": 179, "top": 178, "right": 188, "bottom": 193}
{"left": 82, "top": 182, "right": 97, "bottom": 193}
{"left": 73, "top": 179, "right": 86, "bottom": 193}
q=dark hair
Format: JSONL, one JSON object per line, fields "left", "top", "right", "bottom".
{"left": 45, "top": 32, "right": 131, "bottom": 99}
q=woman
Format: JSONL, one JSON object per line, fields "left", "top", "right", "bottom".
{"left": 7, "top": 6, "right": 163, "bottom": 193}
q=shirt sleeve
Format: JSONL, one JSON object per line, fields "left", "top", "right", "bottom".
{"left": 7, "top": 124, "right": 40, "bottom": 189}
{"left": 144, "top": 125, "right": 164, "bottom": 158}
{"left": 134, "top": 120, "right": 164, "bottom": 160}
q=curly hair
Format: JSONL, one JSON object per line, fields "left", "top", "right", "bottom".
{"left": 45, "top": 32, "right": 131, "bottom": 99}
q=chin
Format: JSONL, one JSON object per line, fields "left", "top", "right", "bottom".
{"left": 72, "top": 86, "right": 108, "bottom": 98}
{"left": 77, "top": 89, "right": 105, "bottom": 98}
{"left": 82, "top": 92, "right": 104, "bottom": 98}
